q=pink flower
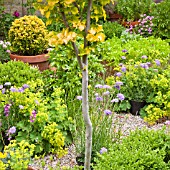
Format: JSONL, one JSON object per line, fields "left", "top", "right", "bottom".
{"left": 13, "top": 10, "right": 20, "bottom": 17}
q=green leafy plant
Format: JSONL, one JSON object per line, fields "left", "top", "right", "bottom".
{"left": 0, "top": 40, "right": 11, "bottom": 63}
{"left": 93, "top": 128, "right": 170, "bottom": 169}
{"left": 8, "top": 15, "right": 49, "bottom": 55}
{"left": 151, "top": 0, "right": 170, "bottom": 40}
{"left": 102, "top": 21, "right": 125, "bottom": 39}
{"left": 0, "top": 60, "right": 41, "bottom": 86}
{"left": 1, "top": 140, "right": 35, "bottom": 170}
{"left": 0, "top": 6, "right": 15, "bottom": 39}
{"left": 115, "top": 0, "right": 153, "bottom": 21}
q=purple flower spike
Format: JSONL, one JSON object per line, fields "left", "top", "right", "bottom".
{"left": 121, "top": 66, "right": 126, "bottom": 72}
{"left": 115, "top": 72, "right": 122, "bottom": 77}
{"left": 95, "top": 84, "right": 103, "bottom": 88}
{"left": 117, "top": 93, "right": 125, "bottom": 101}
{"left": 122, "top": 49, "right": 128, "bottom": 53}
{"left": 4, "top": 104, "right": 11, "bottom": 116}
{"left": 155, "top": 59, "right": 161, "bottom": 66}
{"left": 114, "top": 85, "right": 121, "bottom": 90}
{"left": 104, "top": 109, "right": 112, "bottom": 115}
{"left": 111, "top": 98, "right": 119, "bottom": 103}
{"left": 76, "top": 96, "right": 82, "bottom": 100}
{"left": 100, "top": 147, "right": 107, "bottom": 154}
{"left": 96, "top": 96, "right": 103, "bottom": 101}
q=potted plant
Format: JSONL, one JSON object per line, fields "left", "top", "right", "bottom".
{"left": 117, "top": 61, "right": 160, "bottom": 115}
{"left": 8, "top": 15, "right": 49, "bottom": 71}
{"left": 115, "top": 0, "right": 153, "bottom": 26}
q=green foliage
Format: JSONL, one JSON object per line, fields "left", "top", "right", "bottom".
{"left": 93, "top": 128, "right": 170, "bottom": 169}
{"left": 151, "top": 0, "right": 170, "bottom": 40}
{"left": 0, "top": 6, "right": 15, "bottom": 39}
{"left": 95, "top": 36, "right": 170, "bottom": 69}
{"left": 0, "top": 60, "right": 41, "bottom": 86}
{"left": 0, "top": 78, "right": 73, "bottom": 155}
{"left": 102, "top": 21, "right": 125, "bottom": 39}
{"left": 141, "top": 66, "right": 170, "bottom": 125}
{"left": 1, "top": 140, "right": 35, "bottom": 170}
{"left": 8, "top": 15, "right": 49, "bottom": 55}
{"left": 0, "top": 40, "right": 10, "bottom": 63}
{"left": 115, "top": 0, "right": 153, "bottom": 21}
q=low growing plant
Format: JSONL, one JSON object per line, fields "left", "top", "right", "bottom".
{"left": 0, "top": 40, "right": 11, "bottom": 63}
{"left": 93, "top": 128, "right": 170, "bottom": 169}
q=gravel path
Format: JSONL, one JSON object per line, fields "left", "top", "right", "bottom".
{"left": 29, "top": 113, "right": 169, "bottom": 170}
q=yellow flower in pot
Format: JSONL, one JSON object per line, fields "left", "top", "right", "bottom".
{"left": 8, "top": 15, "right": 49, "bottom": 71}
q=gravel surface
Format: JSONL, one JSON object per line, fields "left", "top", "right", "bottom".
{"left": 29, "top": 113, "right": 169, "bottom": 170}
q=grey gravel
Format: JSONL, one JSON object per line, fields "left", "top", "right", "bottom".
{"left": 29, "top": 113, "right": 169, "bottom": 169}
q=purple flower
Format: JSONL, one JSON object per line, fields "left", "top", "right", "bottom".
{"left": 8, "top": 126, "right": 16, "bottom": 134}
{"left": 141, "top": 55, "right": 147, "bottom": 59}
{"left": 18, "top": 87, "right": 24, "bottom": 93}
{"left": 10, "top": 87, "right": 17, "bottom": 92}
{"left": 22, "top": 84, "right": 29, "bottom": 89}
{"left": 35, "top": 100, "right": 39, "bottom": 105}
{"left": 13, "top": 10, "right": 20, "bottom": 17}
{"left": 6, "top": 50, "right": 10, "bottom": 53}
{"left": 117, "top": 93, "right": 125, "bottom": 101}
{"left": 0, "top": 85, "right": 3, "bottom": 89}
{"left": 155, "top": 59, "right": 161, "bottom": 66}
{"left": 121, "top": 56, "right": 126, "bottom": 60}
{"left": 30, "top": 110, "right": 37, "bottom": 123}
{"left": 100, "top": 147, "right": 108, "bottom": 154}
{"left": 96, "top": 96, "right": 103, "bottom": 101}
{"left": 4, "top": 104, "right": 11, "bottom": 116}
{"left": 140, "top": 63, "right": 149, "bottom": 69}
{"left": 95, "top": 93, "right": 99, "bottom": 97}
{"left": 19, "top": 105, "right": 24, "bottom": 109}
{"left": 103, "top": 85, "right": 111, "bottom": 89}
{"left": 121, "top": 66, "right": 126, "bottom": 72}
{"left": 76, "top": 96, "right": 82, "bottom": 100}
{"left": 2, "top": 88, "right": 5, "bottom": 94}
{"left": 122, "top": 49, "right": 128, "bottom": 53}
{"left": 119, "top": 63, "right": 123, "bottom": 66}
{"left": 104, "top": 109, "right": 112, "bottom": 115}
{"left": 111, "top": 98, "right": 119, "bottom": 103}
{"left": 114, "top": 85, "right": 121, "bottom": 90}
{"left": 95, "top": 84, "right": 103, "bottom": 88}
{"left": 4, "top": 82, "right": 11, "bottom": 86}
{"left": 115, "top": 72, "right": 122, "bottom": 77}
{"left": 115, "top": 81, "right": 123, "bottom": 86}
{"left": 103, "top": 91, "right": 110, "bottom": 96}
{"left": 32, "top": 110, "right": 36, "bottom": 117}
{"left": 165, "top": 120, "right": 170, "bottom": 125}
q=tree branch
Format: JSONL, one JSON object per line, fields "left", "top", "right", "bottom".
{"left": 59, "top": 4, "right": 83, "bottom": 69}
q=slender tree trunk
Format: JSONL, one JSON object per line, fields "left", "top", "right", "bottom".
{"left": 82, "top": 56, "right": 92, "bottom": 170}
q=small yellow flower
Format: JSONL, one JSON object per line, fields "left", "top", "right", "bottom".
{"left": 0, "top": 152, "right": 7, "bottom": 159}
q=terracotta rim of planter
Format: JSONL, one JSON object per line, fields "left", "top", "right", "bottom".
{"left": 10, "top": 53, "right": 49, "bottom": 63}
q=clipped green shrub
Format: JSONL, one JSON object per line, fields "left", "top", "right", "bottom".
{"left": 103, "top": 22, "right": 125, "bottom": 39}
{"left": 0, "top": 61, "right": 41, "bottom": 86}
{"left": 93, "top": 128, "right": 170, "bottom": 170}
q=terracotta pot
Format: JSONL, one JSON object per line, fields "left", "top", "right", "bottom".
{"left": 122, "top": 21, "right": 139, "bottom": 27}
{"left": 108, "top": 13, "right": 123, "bottom": 22}
{"left": 130, "top": 100, "right": 146, "bottom": 116}
{"left": 10, "top": 53, "right": 49, "bottom": 71}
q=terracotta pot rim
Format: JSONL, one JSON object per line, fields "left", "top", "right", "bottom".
{"left": 10, "top": 53, "right": 49, "bottom": 63}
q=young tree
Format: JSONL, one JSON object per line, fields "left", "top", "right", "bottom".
{"left": 34, "top": 0, "right": 111, "bottom": 169}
